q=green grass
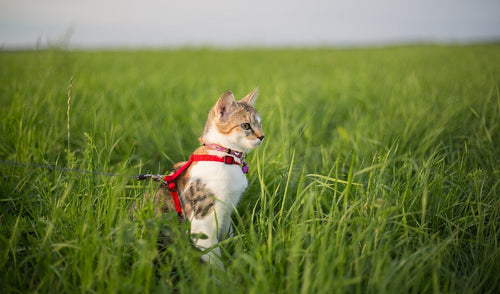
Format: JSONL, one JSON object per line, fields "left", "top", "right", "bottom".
{"left": 1, "top": 44, "right": 499, "bottom": 293}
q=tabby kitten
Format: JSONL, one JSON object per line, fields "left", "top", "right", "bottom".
{"left": 137, "top": 88, "right": 264, "bottom": 267}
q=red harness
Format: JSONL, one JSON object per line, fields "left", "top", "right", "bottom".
{"left": 163, "top": 154, "right": 243, "bottom": 216}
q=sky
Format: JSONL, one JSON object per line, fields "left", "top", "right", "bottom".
{"left": 1, "top": 0, "right": 500, "bottom": 48}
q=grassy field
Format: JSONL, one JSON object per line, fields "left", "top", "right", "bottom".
{"left": 1, "top": 44, "right": 499, "bottom": 293}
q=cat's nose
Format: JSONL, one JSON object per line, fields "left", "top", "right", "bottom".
{"left": 258, "top": 135, "right": 265, "bottom": 141}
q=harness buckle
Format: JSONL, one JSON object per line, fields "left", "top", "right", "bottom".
{"left": 224, "top": 155, "right": 234, "bottom": 164}
{"left": 168, "top": 182, "right": 177, "bottom": 192}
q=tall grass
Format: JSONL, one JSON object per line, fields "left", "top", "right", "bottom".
{"left": 1, "top": 45, "right": 499, "bottom": 293}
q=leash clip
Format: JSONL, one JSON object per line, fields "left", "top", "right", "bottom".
{"left": 135, "top": 174, "right": 165, "bottom": 183}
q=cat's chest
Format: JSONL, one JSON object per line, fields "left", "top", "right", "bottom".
{"left": 188, "top": 161, "right": 248, "bottom": 203}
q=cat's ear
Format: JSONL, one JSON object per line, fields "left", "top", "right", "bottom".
{"left": 215, "top": 91, "right": 236, "bottom": 122}
{"left": 239, "top": 87, "right": 259, "bottom": 106}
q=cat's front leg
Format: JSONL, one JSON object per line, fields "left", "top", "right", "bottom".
{"left": 190, "top": 212, "right": 224, "bottom": 268}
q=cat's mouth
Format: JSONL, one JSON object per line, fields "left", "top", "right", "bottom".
{"left": 249, "top": 138, "right": 264, "bottom": 148}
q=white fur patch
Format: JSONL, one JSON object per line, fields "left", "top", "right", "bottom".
{"left": 186, "top": 156, "right": 247, "bottom": 266}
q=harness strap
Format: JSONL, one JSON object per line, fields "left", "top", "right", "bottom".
{"left": 163, "top": 154, "right": 242, "bottom": 216}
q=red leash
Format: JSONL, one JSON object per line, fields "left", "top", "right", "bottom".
{"left": 162, "top": 154, "right": 242, "bottom": 215}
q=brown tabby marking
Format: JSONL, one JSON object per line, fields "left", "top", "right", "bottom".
{"left": 182, "top": 179, "right": 215, "bottom": 218}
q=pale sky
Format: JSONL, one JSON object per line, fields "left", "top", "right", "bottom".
{"left": 1, "top": 0, "right": 499, "bottom": 48}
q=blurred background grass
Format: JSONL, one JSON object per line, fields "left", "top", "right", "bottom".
{"left": 1, "top": 44, "right": 499, "bottom": 293}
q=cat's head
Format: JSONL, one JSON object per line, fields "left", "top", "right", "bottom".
{"left": 200, "top": 88, "right": 264, "bottom": 153}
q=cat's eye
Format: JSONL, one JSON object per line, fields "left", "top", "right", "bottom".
{"left": 241, "top": 123, "right": 251, "bottom": 130}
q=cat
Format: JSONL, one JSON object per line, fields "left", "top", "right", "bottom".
{"left": 133, "top": 88, "right": 264, "bottom": 268}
